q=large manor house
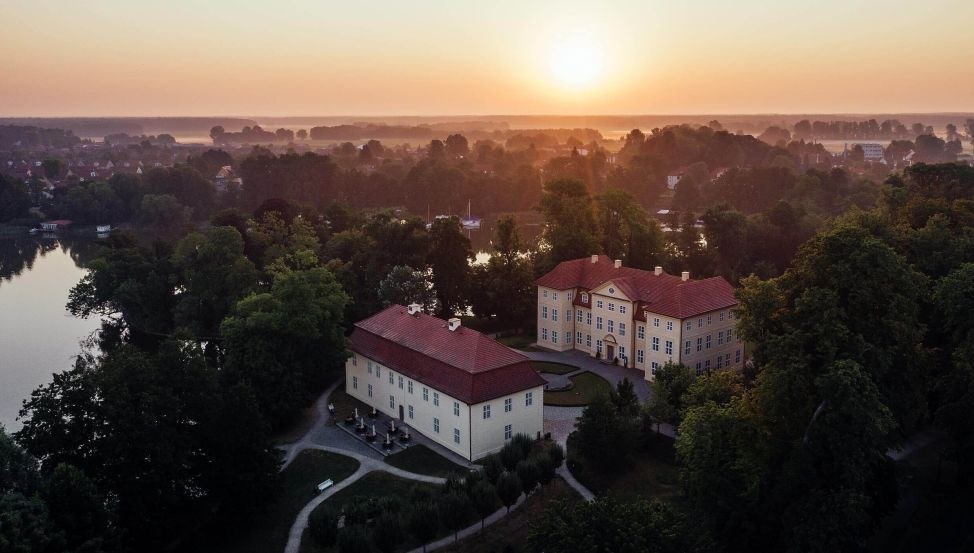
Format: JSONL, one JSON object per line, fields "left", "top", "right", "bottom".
{"left": 536, "top": 255, "right": 743, "bottom": 379}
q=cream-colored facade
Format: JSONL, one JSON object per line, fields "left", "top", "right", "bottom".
{"left": 345, "top": 353, "right": 544, "bottom": 461}
{"left": 536, "top": 263, "right": 744, "bottom": 381}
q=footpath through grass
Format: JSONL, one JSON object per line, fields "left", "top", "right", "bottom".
{"left": 543, "top": 371, "right": 612, "bottom": 406}
{"left": 566, "top": 432, "right": 681, "bottom": 502}
{"left": 530, "top": 361, "right": 578, "bottom": 375}
{"left": 438, "top": 477, "right": 583, "bottom": 553}
{"left": 299, "top": 471, "right": 446, "bottom": 553}
{"left": 215, "top": 449, "right": 360, "bottom": 553}
{"left": 384, "top": 444, "right": 471, "bottom": 477}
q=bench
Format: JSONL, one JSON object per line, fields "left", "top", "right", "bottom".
{"left": 316, "top": 479, "right": 334, "bottom": 493}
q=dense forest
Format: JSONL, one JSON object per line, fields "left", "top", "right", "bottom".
{"left": 2, "top": 114, "right": 974, "bottom": 552}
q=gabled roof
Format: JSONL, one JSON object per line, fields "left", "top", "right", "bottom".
{"left": 537, "top": 255, "right": 737, "bottom": 319}
{"left": 349, "top": 305, "right": 545, "bottom": 404}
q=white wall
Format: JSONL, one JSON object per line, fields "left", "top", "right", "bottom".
{"left": 345, "top": 353, "right": 544, "bottom": 461}
{"left": 469, "top": 386, "right": 545, "bottom": 460}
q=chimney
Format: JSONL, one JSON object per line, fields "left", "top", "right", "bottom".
{"left": 681, "top": 271, "right": 690, "bottom": 281}
{"left": 614, "top": 259, "right": 622, "bottom": 268}
{"left": 447, "top": 317, "right": 461, "bottom": 332}
{"left": 654, "top": 266, "right": 663, "bottom": 276}
{"left": 591, "top": 255, "right": 599, "bottom": 264}
{"left": 407, "top": 303, "right": 422, "bottom": 316}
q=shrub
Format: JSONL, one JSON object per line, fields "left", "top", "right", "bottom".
{"left": 548, "top": 442, "right": 565, "bottom": 468}
{"left": 534, "top": 452, "right": 556, "bottom": 486}
{"left": 439, "top": 491, "right": 474, "bottom": 543}
{"left": 406, "top": 500, "right": 439, "bottom": 551}
{"left": 500, "top": 443, "right": 523, "bottom": 470}
{"left": 483, "top": 454, "right": 505, "bottom": 482}
{"left": 510, "top": 433, "right": 534, "bottom": 458}
{"left": 496, "top": 471, "right": 522, "bottom": 512}
{"left": 308, "top": 506, "right": 338, "bottom": 548}
{"left": 372, "top": 512, "right": 405, "bottom": 553}
{"left": 516, "top": 459, "right": 540, "bottom": 494}
{"left": 336, "top": 525, "right": 370, "bottom": 553}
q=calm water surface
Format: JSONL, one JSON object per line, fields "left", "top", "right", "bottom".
{"left": 0, "top": 238, "right": 101, "bottom": 431}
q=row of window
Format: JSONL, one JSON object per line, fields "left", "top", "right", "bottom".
{"left": 685, "top": 310, "right": 735, "bottom": 331}
{"left": 692, "top": 350, "right": 742, "bottom": 374}
{"left": 541, "top": 289, "right": 574, "bottom": 301}
{"left": 482, "top": 395, "right": 531, "bottom": 419}
{"left": 687, "top": 329, "right": 735, "bottom": 353}
{"left": 356, "top": 356, "right": 532, "bottom": 418}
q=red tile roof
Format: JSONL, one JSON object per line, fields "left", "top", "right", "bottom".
{"left": 537, "top": 255, "right": 737, "bottom": 320}
{"left": 349, "top": 305, "right": 546, "bottom": 404}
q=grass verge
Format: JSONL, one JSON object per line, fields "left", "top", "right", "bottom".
{"left": 566, "top": 432, "right": 680, "bottom": 502}
{"left": 215, "top": 449, "right": 360, "bottom": 553}
{"left": 438, "top": 477, "right": 583, "bottom": 553}
{"left": 385, "top": 444, "right": 471, "bottom": 478}
{"left": 531, "top": 361, "right": 578, "bottom": 375}
{"left": 299, "top": 472, "right": 444, "bottom": 553}
{"left": 543, "top": 371, "right": 612, "bottom": 406}
{"left": 498, "top": 334, "right": 538, "bottom": 350}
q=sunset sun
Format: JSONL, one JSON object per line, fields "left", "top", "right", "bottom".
{"left": 547, "top": 32, "right": 604, "bottom": 90}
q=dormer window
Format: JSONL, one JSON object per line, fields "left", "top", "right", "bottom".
{"left": 581, "top": 293, "right": 589, "bottom": 303}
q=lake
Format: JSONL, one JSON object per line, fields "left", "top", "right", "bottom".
{"left": 0, "top": 238, "right": 102, "bottom": 431}
{"left": 0, "top": 218, "right": 541, "bottom": 432}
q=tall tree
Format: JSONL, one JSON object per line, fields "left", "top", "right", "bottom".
{"left": 427, "top": 217, "right": 473, "bottom": 317}
{"left": 596, "top": 188, "right": 664, "bottom": 269}
{"left": 221, "top": 267, "right": 349, "bottom": 429}
{"left": 172, "top": 227, "right": 258, "bottom": 337}
{"left": 15, "top": 342, "right": 280, "bottom": 552}
{"left": 538, "top": 178, "right": 599, "bottom": 270}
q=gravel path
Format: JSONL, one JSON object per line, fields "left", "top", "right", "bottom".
{"left": 279, "top": 381, "right": 447, "bottom": 553}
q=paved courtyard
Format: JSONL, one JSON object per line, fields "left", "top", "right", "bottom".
{"left": 523, "top": 347, "right": 652, "bottom": 402}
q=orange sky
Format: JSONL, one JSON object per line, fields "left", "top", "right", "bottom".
{"left": 1, "top": 0, "right": 972, "bottom": 116}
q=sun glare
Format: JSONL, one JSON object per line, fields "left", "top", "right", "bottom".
{"left": 547, "top": 32, "right": 604, "bottom": 90}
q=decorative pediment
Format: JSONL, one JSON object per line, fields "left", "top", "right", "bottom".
{"left": 589, "top": 279, "right": 633, "bottom": 301}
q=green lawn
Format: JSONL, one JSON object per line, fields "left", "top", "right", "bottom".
{"left": 498, "top": 334, "right": 539, "bottom": 350}
{"left": 384, "top": 444, "right": 471, "bottom": 477}
{"left": 215, "top": 450, "right": 360, "bottom": 553}
{"left": 299, "top": 472, "right": 446, "bottom": 553}
{"left": 543, "top": 371, "right": 612, "bottom": 406}
{"left": 566, "top": 432, "right": 681, "bottom": 502}
{"left": 531, "top": 361, "right": 578, "bottom": 375}
{"left": 438, "top": 477, "right": 583, "bottom": 553}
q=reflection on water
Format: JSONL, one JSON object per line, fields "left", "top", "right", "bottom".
{"left": 0, "top": 237, "right": 102, "bottom": 431}
{"left": 463, "top": 211, "right": 543, "bottom": 259}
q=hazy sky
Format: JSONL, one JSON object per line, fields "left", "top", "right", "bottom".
{"left": 1, "top": 0, "right": 972, "bottom": 116}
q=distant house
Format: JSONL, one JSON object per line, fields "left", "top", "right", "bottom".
{"left": 214, "top": 165, "right": 241, "bottom": 193}
{"left": 666, "top": 168, "right": 686, "bottom": 190}
{"left": 853, "top": 143, "right": 885, "bottom": 163}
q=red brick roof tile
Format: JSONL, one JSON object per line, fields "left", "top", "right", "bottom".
{"left": 349, "top": 305, "right": 545, "bottom": 404}
{"left": 536, "top": 256, "right": 737, "bottom": 319}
